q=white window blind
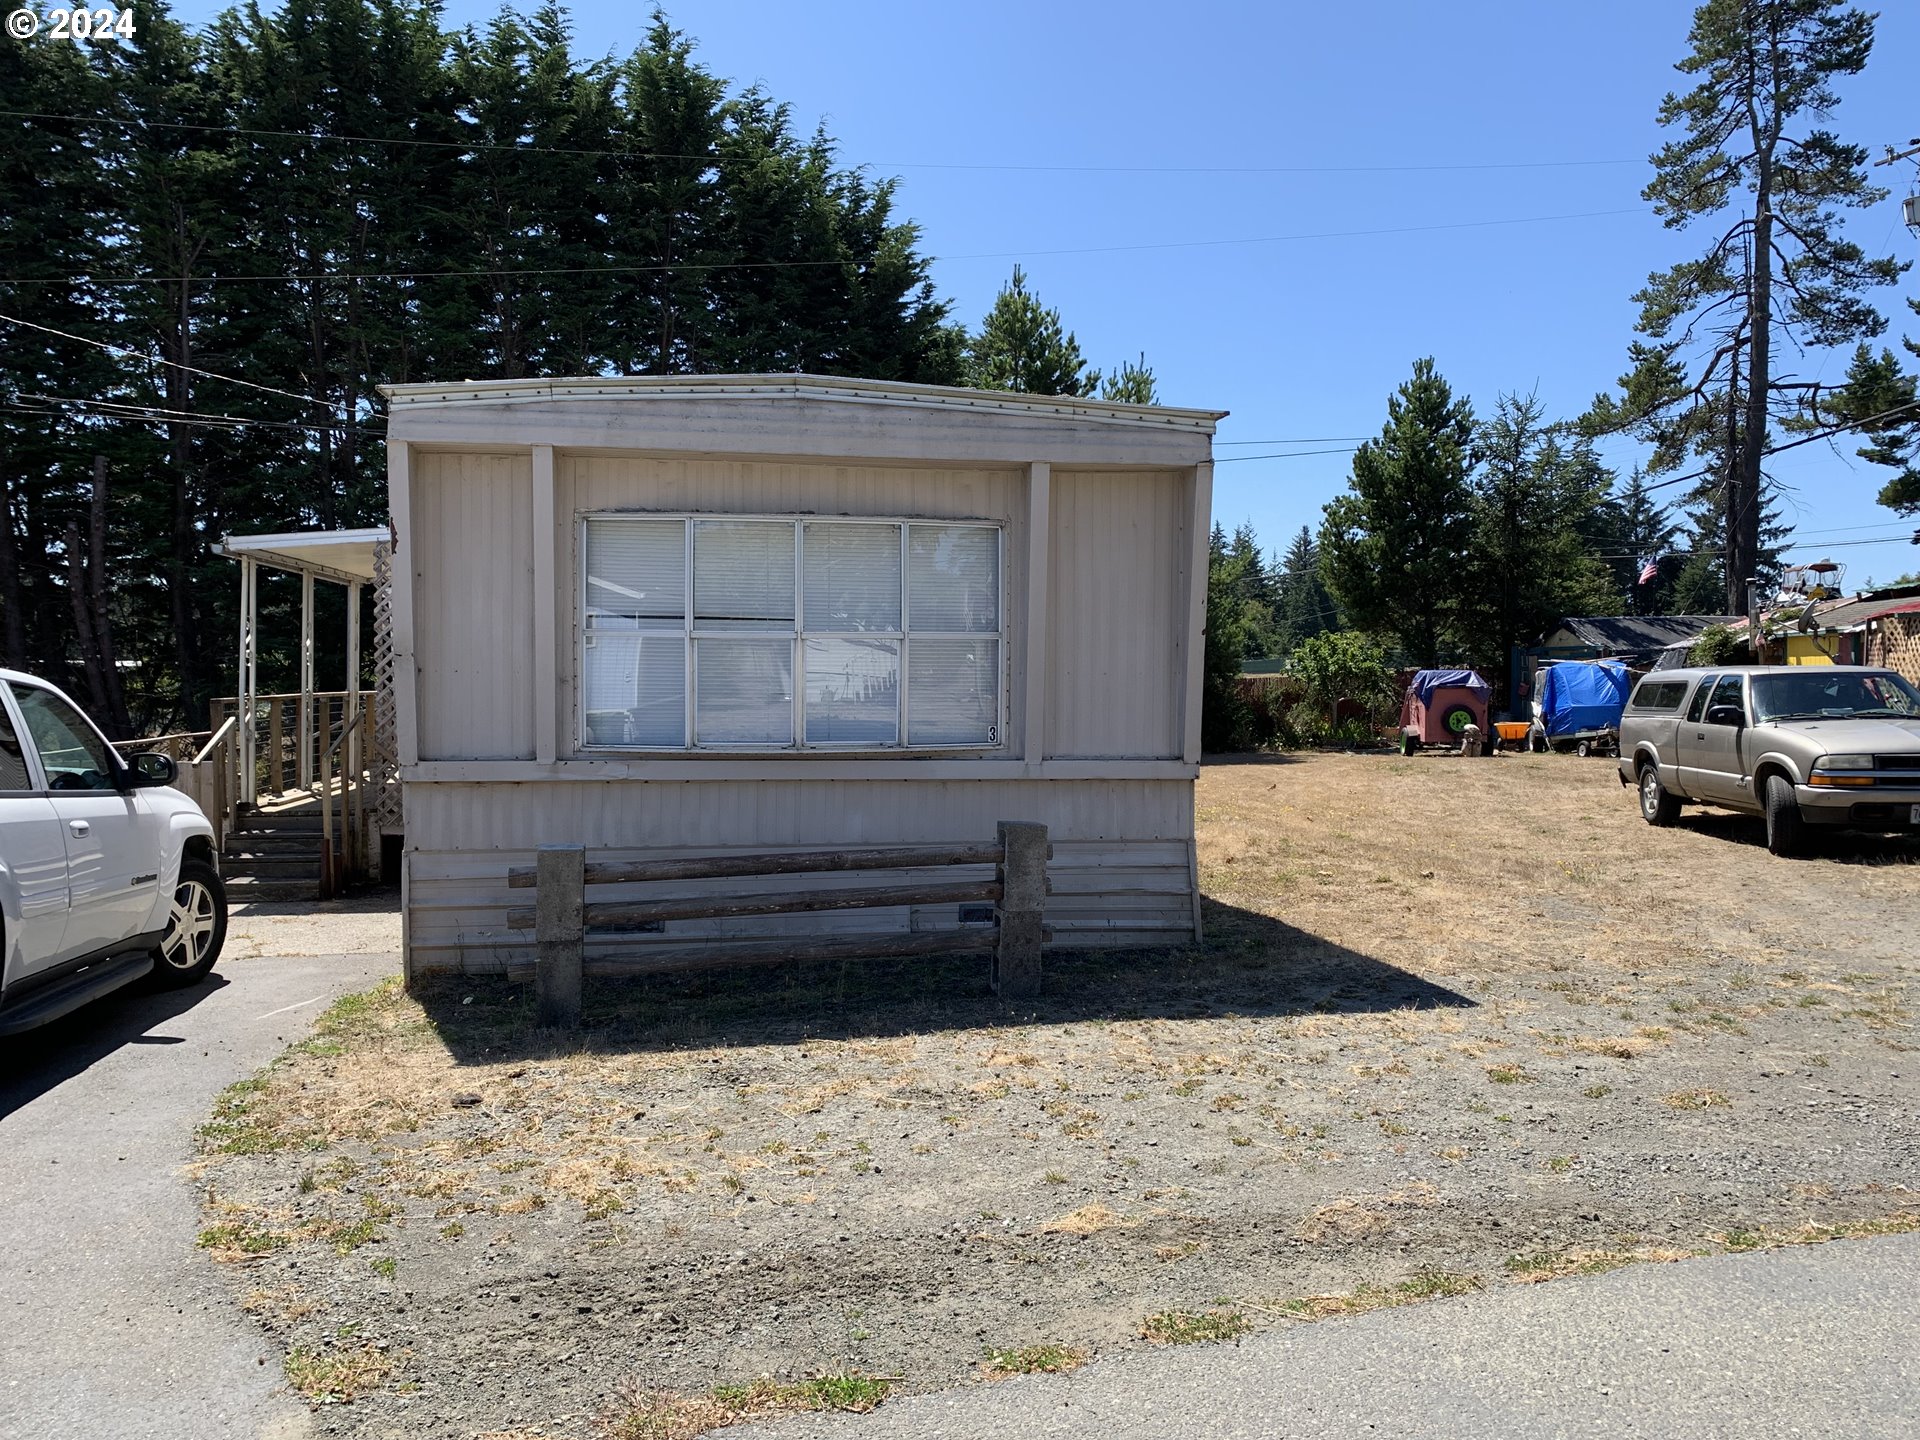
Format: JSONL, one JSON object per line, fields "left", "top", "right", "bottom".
{"left": 579, "top": 514, "right": 1000, "bottom": 751}
{"left": 804, "top": 523, "right": 900, "bottom": 632}
{"left": 695, "top": 520, "right": 794, "bottom": 628}
{"left": 908, "top": 524, "right": 999, "bottom": 633}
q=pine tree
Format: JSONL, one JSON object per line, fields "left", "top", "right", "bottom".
{"left": 1456, "top": 394, "right": 1617, "bottom": 680}
{"left": 1591, "top": 468, "right": 1683, "bottom": 614}
{"left": 1272, "top": 526, "right": 1337, "bottom": 655}
{"left": 966, "top": 266, "right": 1099, "bottom": 396}
{"left": 1584, "top": 0, "right": 1902, "bottom": 614}
{"left": 1319, "top": 359, "right": 1477, "bottom": 665}
{"left": 1826, "top": 328, "right": 1920, "bottom": 515}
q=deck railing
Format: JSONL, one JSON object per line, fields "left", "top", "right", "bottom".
{"left": 504, "top": 822, "right": 1051, "bottom": 1026}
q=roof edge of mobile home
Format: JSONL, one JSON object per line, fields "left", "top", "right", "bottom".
{"left": 377, "top": 372, "right": 1229, "bottom": 430}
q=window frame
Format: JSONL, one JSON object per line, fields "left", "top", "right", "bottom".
{"left": 576, "top": 512, "right": 1008, "bottom": 755}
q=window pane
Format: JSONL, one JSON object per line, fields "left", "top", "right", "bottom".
{"left": 804, "top": 523, "right": 901, "bottom": 632}
{"left": 804, "top": 638, "right": 899, "bottom": 745}
{"left": 583, "top": 626, "right": 685, "bottom": 747}
{"left": 695, "top": 521, "right": 795, "bottom": 628}
{"left": 585, "top": 517, "right": 685, "bottom": 619}
{"left": 13, "top": 685, "right": 117, "bottom": 788}
{"left": 0, "top": 698, "right": 30, "bottom": 790}
{"left": 695, "top": 639, "right": 794, "bottom": 745}
{"left": 907, "top": 639, "right": 999, "bottom": 746}
{"left": 908, "top": 525, "right": 998, "bottom": 633}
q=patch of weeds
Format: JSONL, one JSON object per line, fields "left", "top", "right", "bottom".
{"left": 1503, "top": 1247, "right": 1693, "bottom": 1283}
{"left": 1378, "top": 1118, "right": 1409, "bottom": 1137}
{"left": 1155, "top": 1240, "right": 1202, "bottom": 1262}
{"left": 720, "top": 1175, "right": 745, "bottom": 1196}
{"left": 1582, "top": 1084, "right": 1613, "bottom": 1098}
{"left": 1279, "top": 1270, "right": 1481, "bottom": 1320}
{"left": 284, "top": 1341, "right": 396, "bottom": 1405}
{"left": 1662, "top": 1089, "right": 1731, "bottom": 1110}
{"left": 439, "top": 1221, "right": 465, "bottom": 1239}
{"left": 1486, "top": 1065, "right": 1530, "bottom": 1085}
{"left": 984, "top": 1344, "right": 1088, "bottom": 1378}
{"left": 1141, "top": 1308, "right": 1250, "bottom": 1345}
{"left": 604, "top": 1373, "right": 896, "bottom": 1439}
{"left": 198, "top": 1077, "right": 291, "bottom": 1156}
{"left": 1797, "top": 994, "right": 1829, "bottom": 1008}
{"left": 1043, "top": 1170, "right": 1068, "bottom": 1186}
{"left": 370, "top": 1256, "right": 397, "bottom": 1280}
{"left": 197, "top": 1219, "right": 287, "bottom": 1259}
{"left": 1545, "top": 1155, "right": 1575, "bottom": 1174}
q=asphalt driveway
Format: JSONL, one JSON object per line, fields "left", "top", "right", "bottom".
{"left": 0, "top": 951, "right": 397, "bottom": 1440}
{"left": 743, "top": 1232, "right": 1920, "bottom": 1440}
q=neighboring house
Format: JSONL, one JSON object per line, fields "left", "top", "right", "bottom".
{"left": 1516, "top": 615, "right": 1739, "bottom": 713}
{"left": 1740, "top": 585, "right": 1920, "bottom": 682}
{"left": 1537, "top": 615, "right": 1741, "bottom": 665}
{"left": 379, "top": 373, "right": 1224, "bottom": 978}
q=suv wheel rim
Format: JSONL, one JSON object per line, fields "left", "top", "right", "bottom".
{"left": 1641, "top": 771, "right": 1659, "bottom": 817}
{"left": 161, "top": 878, "right": 216, "bottom": 970}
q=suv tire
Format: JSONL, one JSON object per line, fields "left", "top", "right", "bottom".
{"left": 150, "top": 856, "right": 227, "bottom": 987}
{"left": 1639, "top": 762, "right": 1680, "bottom": 826}
{"left": 1763, "top": 775, "right": 1810, "bottom": 858}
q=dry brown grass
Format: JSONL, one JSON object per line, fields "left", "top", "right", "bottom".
{"left": 1039, "top": 1203, "right": 1132, "bottom": 1237}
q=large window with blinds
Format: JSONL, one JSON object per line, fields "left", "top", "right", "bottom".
{"left": 580, "top": 515, "right": 1003, "bottom": 751}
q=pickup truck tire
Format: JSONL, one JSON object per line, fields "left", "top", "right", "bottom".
{"left": 148, "top": 857, "right": 227, "bottom": 988}
{"left": 1764, "top": 775, "right": 1810, "bottom": 858}
{"left": 1638, "top": 763, "right": 1681, "bottom": 826}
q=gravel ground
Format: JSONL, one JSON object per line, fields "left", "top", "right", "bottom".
{"left": 190, "top": 753, "right": 1918, "bottom": 1439}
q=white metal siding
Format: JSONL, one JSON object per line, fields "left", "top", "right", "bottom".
{"left": 1046, "top": 469, "right": 1185, "bottom": 759}
{"left": 402, "top": 777, "right": 1196, "bottom": 973}
{"left": 412, "top": 451, "right": 536, "bottom": 759}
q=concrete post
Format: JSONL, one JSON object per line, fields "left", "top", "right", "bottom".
{"left": 535, "top": 844, "right": 585, "bottom": 1027}
{"left": 993, "top": 820, "right": 1048, "bottom": 1000}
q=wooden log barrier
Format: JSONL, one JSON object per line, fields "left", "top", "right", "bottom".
{"left": 511, "top": 825, "right": 1050, "bottom": 1025}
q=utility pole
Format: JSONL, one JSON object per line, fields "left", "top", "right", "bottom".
{"left": 1873, "top": 139, "right": 1919, "bottom": 241}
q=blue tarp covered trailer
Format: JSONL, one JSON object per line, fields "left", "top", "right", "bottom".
{"left": 1536, "top": 659, "right": 1632, "bottom": 745}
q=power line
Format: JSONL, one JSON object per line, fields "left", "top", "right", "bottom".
{"left": 1215, "top": 446, "right": 1360, "bottom": 463}
{"left": 0, "top": 108, "right": 1643, "bottom": 175}
{"left": 0, "top": 206, "right": 1651, "bottom": 288}
{"left": 1640, "top": 398, "right": 1920, "bottom": 495}
{"left": 0, "top": 310, "right": 338, "bottom": 412}
{"left": 1215, "top": 435, "right": 1373, "bottom": 446}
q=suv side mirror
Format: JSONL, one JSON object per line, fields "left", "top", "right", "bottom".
{"left": 1706, "top": 704, "right": 1744, "bottom": 728}
{"left": 126, "top": 751, "right": 178, "bottom": 788}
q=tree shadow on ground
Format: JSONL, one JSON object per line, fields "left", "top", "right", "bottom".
{"left": 414, "top": 898, "right": 1475, "bottom": 1066}
{"left": 1676, "top": 810, "right": 1920, "bottom": 866}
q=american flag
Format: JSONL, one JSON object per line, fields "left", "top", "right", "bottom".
{"left": 1637, "top": 557, "right": 1660, "bottom": 586}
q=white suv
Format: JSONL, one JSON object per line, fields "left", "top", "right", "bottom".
{"left": 0, "top": 670, "right": 227, "bottom": 1035}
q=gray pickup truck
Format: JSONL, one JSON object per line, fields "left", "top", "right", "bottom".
{"left": 1616, "top": 665, "right": 1920, "bottom": 856}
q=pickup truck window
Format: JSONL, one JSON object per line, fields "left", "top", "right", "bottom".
{"left": 0, "top": 702, "right": 30, "bottom": 791}
{"left": 11, "top": 684, "right": 118, "bottom": 790}
{"left": 1751, "top": 670, "right": 1920, "bottom": 722}
{"left": 1684, "top": 676, "right": 1717, "bottom": 723}
{"left": 1630, "top": 680, "right": 1690, "bottom": 711}
{"left": 1704, "top": 674, "right": 1746, "bottom": 725}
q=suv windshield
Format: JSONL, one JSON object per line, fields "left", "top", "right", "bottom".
{"left": 1750, "top": 671, "right": 1920, "bottom": 722}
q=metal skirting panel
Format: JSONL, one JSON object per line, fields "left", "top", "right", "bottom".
{"left": 399, "top": 776, "right": 1195, "bottom": 976}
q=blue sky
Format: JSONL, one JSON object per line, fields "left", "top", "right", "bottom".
{"left": 167, "top": 0, "right": 1920, "bottom": 588}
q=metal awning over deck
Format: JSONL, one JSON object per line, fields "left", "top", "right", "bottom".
{"left": 215, "top": 527, "right": 386, "bottom": 585}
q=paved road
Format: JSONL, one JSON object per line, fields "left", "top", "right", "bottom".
{"left": 0, "top": 952, "right": 397, "bottom": 1440}
{"left": 746, "top": 1233, "right": 1920, "bottom": 1440}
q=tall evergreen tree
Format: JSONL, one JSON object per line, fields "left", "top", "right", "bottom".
{"left": 1826, "top": 328, "right": 1920, "bottom": 516}
{"left": 1456, "top": 394, "right": 1617, "bottom": 679}
{"left": 966, "top": 266, "right": 1099, "bottom": 396}
{"left": 1319, "top": 359, "right": 1477, "bottom": 665}
{"left": 1584, "top": 0, "right": 1902, "bottom": 614}
{"left": 1588, "top": 468, "right": 1683, "bottom": 613}
{"left": 1271, "top": 526, "right": 1336, "bottom": 655}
